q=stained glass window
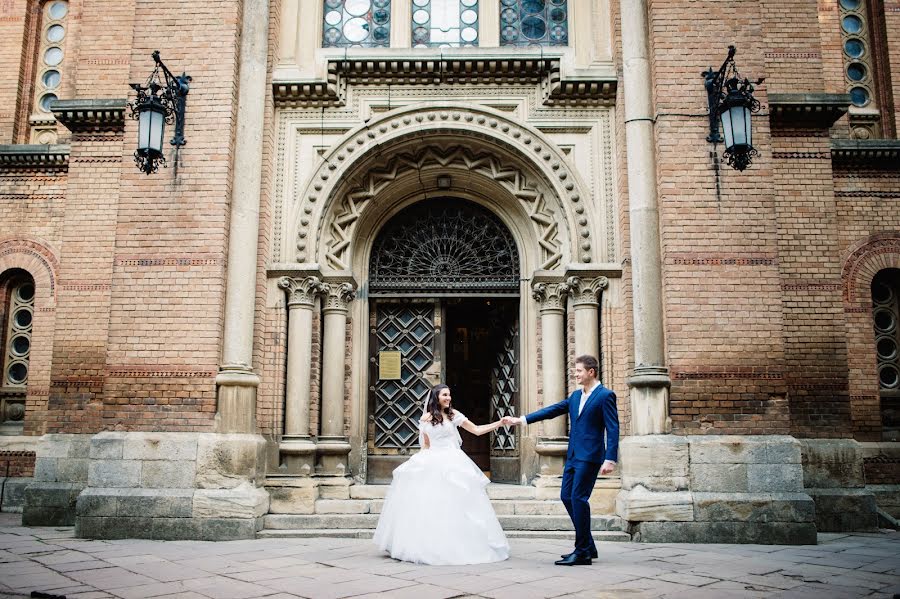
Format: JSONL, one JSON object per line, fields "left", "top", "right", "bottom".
{"left": 412, "top": 0, "right": 479, "bottom": 48}
{"left": 500, "top": 0, "right": 567, "bottom": 47}
{"left": 322, "top": 0, "right": 391, "bottom": 48}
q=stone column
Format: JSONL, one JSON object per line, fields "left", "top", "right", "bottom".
{"left": 620, "top": 0, "right": 670, "bottom": 435}
{"left": 566, "top": 275, "right": 609, "bottom": 360}
{"left": 317, "top": 278, "right": 356, "bottom": 476}
{"left": 215, "top": 0, "right": 269, "bottom": 433}
{"left": 277, "top": 275, "right": 323, "bottom": 475}
{"left": 531, "top": 278, "right": 570, "bottom": 476}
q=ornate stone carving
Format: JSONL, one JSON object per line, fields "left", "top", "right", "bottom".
{"left": 278, "top": 276, "right": 324, "bottom": 308}
{"left": 531, "top": 281, "right": 570, "bottom": 313}
{"left": 566, "top": 275, "right": 609, "bottom": 306}
{"left": 322, "top": 281, "right": 356, "bottom": 312}
{"left": 319, "top": 145, "right": 564, "bottom": 271}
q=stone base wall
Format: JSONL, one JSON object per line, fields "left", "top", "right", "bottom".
{"left": 800, "top": 439, "right": 878, "bottom": 532}
{"left": 23, "top": 434, "right": 91, "bottom": 526}
{"left": 617, "top": 435, "right": 818, "bottom": 544}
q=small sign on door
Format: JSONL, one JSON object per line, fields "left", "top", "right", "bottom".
{"left": 379, "top": 350, "right": 402, "bottom": 380}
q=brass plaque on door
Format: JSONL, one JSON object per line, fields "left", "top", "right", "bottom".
{"left": 378, "top": 350, "right": 402, "bottom": 380}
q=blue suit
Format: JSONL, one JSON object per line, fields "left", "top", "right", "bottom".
{"left": 525, "top": 384, "right": 619, "bottom": 558}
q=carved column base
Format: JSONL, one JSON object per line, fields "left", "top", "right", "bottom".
{"left": 626, "top": 366, "right": 671, "bottom": 436}
{"left": 279, "top": 436, "right": 317, "bottom": 476}
{"left": 215, "top": 367, "right": 260, "bottom": 434}
{"left": 535, "top": 437, "right": 568, "bottom": 477}
{"left": 315, "top": 436, "right": 352, "bottom": 477}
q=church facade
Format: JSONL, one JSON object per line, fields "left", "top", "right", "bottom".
{"left": 0, "top": 0, "right": 898, "bottom": 542}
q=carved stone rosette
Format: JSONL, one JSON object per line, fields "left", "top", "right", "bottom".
{"left": 531, "top": 281, "right": 570, "bottom": 314}
{"left": 278, "top": 276, "right": 324, "bottom": 308}
{"left": 322, "top": 281, "right": 356, "bottom": 313}
{"left": 566, "top": 275, "right": 609, "bottom": 307}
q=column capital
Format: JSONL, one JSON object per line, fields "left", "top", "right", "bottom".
{"left": 566, "top": 275, "right": 609, "bottom": 307}
{"left": 322, "top": 281, "right": 356, "bottom": 313}
{"left": 531, "top": 280, "right": 570, "bottom": 314}
{"left": 278, "top": 275, "right": 324, "bottom": 308}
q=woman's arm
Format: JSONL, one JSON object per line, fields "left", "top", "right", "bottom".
{"left": 419, "top": 413, "right": 432, "bottom": 449}
{"left": 459, "top": 418, "right": 505, "bottom": 437}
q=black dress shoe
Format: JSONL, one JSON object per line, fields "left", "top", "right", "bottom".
{"left": 554, "top": 553, "right": 592, "bottom": 566}
{"left": 560, "top": 548, "right": 598, "bottom": 559}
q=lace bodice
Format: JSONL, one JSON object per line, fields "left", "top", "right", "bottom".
{"left": 419, "top": 411, "right": 468, "bottom": 449}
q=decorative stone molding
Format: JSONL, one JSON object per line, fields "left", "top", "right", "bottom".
{"left": 532, "top": 280, "right": 570, "bottom": 314}
{"left": 272, "top": 55, "right": 616, "bottom": 107}
{"left": 0, "top": 144, "right": 69, "bottom": 169}
{"left": 319, "top": 145, "right": 566, "bottom": 271}
{"left": 322, "top": 281, "right": 356, "bottom": 313}
{"left": 767, "top": 93, "right": 850, "bottom": 129}
{"left": 51, "top": 99, "right": 127, "bottom": 133}
{"left": 832, "top": 139, "right": 900, "bottom": 169}
{"left": 278, "top": 276, "right": 324, "bottom": 308}
{"left": 566, "top": 275, "right": 609, "bottom": 306}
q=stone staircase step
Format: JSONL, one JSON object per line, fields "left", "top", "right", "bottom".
{"left": 256, "top": 529, "right": 631, "bottom": 542}
{"left": 313, "top": 498, "right": 568, "bottom": 516}
{"left": 262, "top": 513, "right": 625, "bottom": 532}
{"left": 346, "top": 483, "right": 539, "bottom": 501}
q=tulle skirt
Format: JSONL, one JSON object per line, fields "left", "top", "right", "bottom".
{"left": 373, "top": 446, "right": 510, "bottom": 565}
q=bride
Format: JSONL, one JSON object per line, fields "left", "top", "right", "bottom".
{"left": 373, "top": 383, "right": 510, "bottom": 565}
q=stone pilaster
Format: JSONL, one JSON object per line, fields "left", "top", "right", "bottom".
{"left": 317, "top": 277, "right": 356, "bottom": 476}
{"left": 531, "top": 277, "right": 570, "bottom": 477}
{"left": 277, "top": 275, "right": 323, "bottom": 475}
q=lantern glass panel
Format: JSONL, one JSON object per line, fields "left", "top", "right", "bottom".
{"left": 149, "top": 109, "right": 165, "bottom": 152}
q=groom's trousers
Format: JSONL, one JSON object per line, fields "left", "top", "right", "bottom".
{"left": 560, "top": 458, "right": 603, "bottom": 557}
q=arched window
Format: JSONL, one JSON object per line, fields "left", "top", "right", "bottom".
{"left": 838, "top": 0, "right": 896, "bottom": 139}
{"left": 0, "top": 271, "right": 34, "bottom": 435}
{"left": 412, "top": 0, "right": 479, "bottom": 47}
{"left": 19, "top": 0, "right": 70, "bottom": 144}
{"left": 322, "top": 0, "right": 391, "bottom": 47}
{"left": 872, "top": 269, "right": 900, "bottom": 441}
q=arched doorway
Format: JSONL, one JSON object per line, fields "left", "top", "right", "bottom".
{"left": 366, "top": 198, "right": 521, "bottom": 483}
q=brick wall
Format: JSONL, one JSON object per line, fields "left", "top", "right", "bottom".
{"left": 0, "top": 450, "right": 34, "bottom": 477}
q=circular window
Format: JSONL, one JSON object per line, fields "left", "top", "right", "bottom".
{"left": 413, "top": 9, "right": 429, "bottom": 23}
{"left": 16, "top": 283, "right": 35, "bottom": 302}
{"left": 874, "top": 309, "right": 895, "bottom": 333}
{"left": 413, "top": 26, "right": 429, "bottom": 44}
{"left": 44, "top": 47, "right": 63, "bottom": 66}
{"left": 10, "top": 335, "right": 30, "bottom": 357}
{"left": 844, "top": 38, "right": 865, "bottom": 58}
{"left": 873, "top": 281, "right": 892, "bottom": 304}
{"left": 461, "top": 9, "right": 477, "bottom": 24}
{"left": 877, "top": 336, "right": 898, "bottom": 360}
{"left": 847, "top": 63, "right": 866, "bottom": 82}
{"left": 549, "top": 7, "right": 566, "bottom": 21}
{"left": 344, "top": 0, "right": 371, "bottom": 17}
{"left": 48, "top": 1, "right": 68, "bottom": 19}
{"left": 462, "top": 0, "right": 477, "bottom": 5}
{"left": 522, "top": 0, "right": 545, "bottom": 14}
{"left": 7, "top": 362, "right": 27, "bottom": 385}
{"left": 325, "top": 10, "right": 342, "bottom": 25}
{"left": 461, "top": 27, "right": 477, "bottom": 42}
{"left": 840, "top": 0, "right": 861, "bottom": 8}
{"left": 373, "top": 26, "right": 389, "bottom": 41}
{"left": 521, "top": 16, "right": 546, "bottom": 39}
{"left": 324, "top": 27, "right": 341, "bottom": 44}
{"left": 373, "top": 8, "right": 389, "bottom": 24}
{"left": 13, "top": 309, "right": 32, "bottom": 329}
{"left": 842, "top": 15, "right": 862, "bottom": 34}
{"left": 42, "top": 69, "right": 61, "bottom": 89}
{"left": 40, "top": 93, "right": 58, "bottom": 112}
{"left": 880, "top": 364, "right": 899, "bottom": 389}
{"left": 342, "top": 17, "right": 370, "bottom": 41}
{"left": 501, "top": 25, "right": 517, "bottom": 41}
{"left": 850, "top": 86, "right": 870, "bottom": 106}
{"left": 46, "top": 24, "right": 65, "bottom": 43}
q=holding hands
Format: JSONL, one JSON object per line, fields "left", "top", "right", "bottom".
{"left": 500, "top": 415, "right": 522, "bottom": 426}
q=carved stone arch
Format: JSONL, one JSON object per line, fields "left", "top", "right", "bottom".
{"left": 292, "top": 104, "right": 596, "bottom": 271}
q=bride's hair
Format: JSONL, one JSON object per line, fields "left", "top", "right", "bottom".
{"left": 426, "top": 383, "right": 455, "bottom": 425}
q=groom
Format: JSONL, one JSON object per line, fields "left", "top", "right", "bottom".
{"left": 504, "top": 354, "right": 619, "bottom": 566}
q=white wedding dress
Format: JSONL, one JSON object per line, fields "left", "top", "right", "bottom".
{"left": 373, "top": 411, "right": 510, "bottom": 565}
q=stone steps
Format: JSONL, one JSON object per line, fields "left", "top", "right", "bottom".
{"left": 257, "top": 528, "right": 632, "bottom": 541}
{"left": 262, "top": 513, "right": 626, "bottom": 532}
{"left": 313, "top": 498, "right": 570, "bottom": 515}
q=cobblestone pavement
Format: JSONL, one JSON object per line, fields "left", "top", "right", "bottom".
{"left": 1, "top": 514, "right": 899, "bottom": 599}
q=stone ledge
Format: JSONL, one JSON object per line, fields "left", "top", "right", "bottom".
{"left": 832, "top": 139, "right": 900, "bottom": 168}
{"left": 693, "top": 492, "right": 815, "bottom": 523}
{"left": 768, "top": 93, "right": 850, "bottom": 128}
{"left": 632, "top": 521, "right": 817, "bottom": 545}
{"left": 51, "top": 99, "right": 127, "bottom": 132}
{"left": 805, "top": 488, "right": 878, "bottom": 532}
{"left": 76, "top": 515, "right": 264, "bottom": 541}
{"left": 0, "top": 144, "right": 69, "bottom": 169}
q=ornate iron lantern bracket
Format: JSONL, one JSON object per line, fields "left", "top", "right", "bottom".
{"left": 127, "top": 51, "right": 191, "bottom": 175}
{"left": 703, "top": 45, "right": 763, "bottom": 171}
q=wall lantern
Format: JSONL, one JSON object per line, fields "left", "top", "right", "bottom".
{"left": 703, "top": 46, "right": 762, "bottom": 171}
{"left": 128, "top": 51, "right": 191, "bottom": 175}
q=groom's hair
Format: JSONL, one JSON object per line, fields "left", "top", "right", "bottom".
{"left": 575, "top": 354, "right": 599, "bottom": 377}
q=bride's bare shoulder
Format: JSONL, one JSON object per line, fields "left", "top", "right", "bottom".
{"left": 419, "top": 413, "right": 433, "bottom": 422}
